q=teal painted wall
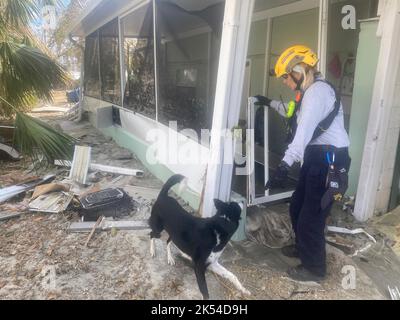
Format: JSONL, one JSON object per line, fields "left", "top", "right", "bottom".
{"left": 348, "top": 20, "right": 380, "bottom": 196}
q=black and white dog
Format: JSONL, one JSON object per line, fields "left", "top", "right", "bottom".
{"left": 149, "top": 174, "right": 250, "bottom": 300}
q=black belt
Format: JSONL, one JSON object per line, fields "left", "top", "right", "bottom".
{"left": 306, "top": 144, "right": 348, "bottom": 153}
{"left": 304, "top": 145, "right": 350, "bottom": 168}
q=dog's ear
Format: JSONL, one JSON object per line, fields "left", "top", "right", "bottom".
{"left": 213, "top": 199, "right": 225, "bottom": 211}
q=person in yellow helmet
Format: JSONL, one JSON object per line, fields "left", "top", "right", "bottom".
{"left": 253, "top": 45, "right": 351, "bottom": 282}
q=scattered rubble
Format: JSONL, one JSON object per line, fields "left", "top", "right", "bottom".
{"left": 55, "top": 160, "right": 145, "bottom": 178}
{"left": 1, "top": 108, "right": 400, "bottom": 300}
{"left": 78, "top": 188, "right": 135, "bottom": 221}
{"left": 68, "top": 145, "right": 91, "bottom": 184}
{"left": 0, "top": 212, "right": 21, "bottom": 222}
{"left": 0, "top": 175, "right": 56, "bottom": 204}
{"left": 29, "top": 192, "right": 74, "bottom": 214}
{"left": 0, "top": 143, "right": 21, "bottom": 161}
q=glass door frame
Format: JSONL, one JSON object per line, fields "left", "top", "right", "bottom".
{"left": 247, "top": 0, "right": 328, "bottom": 206}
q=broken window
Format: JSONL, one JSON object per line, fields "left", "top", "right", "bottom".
{"left": 155, "top": 0, "right": 225, "bottom": 134}
{"left": 99, "top": 18, "right": 121, "bottom": 105}
{"left": 83, "top": 30, "right": 101, "bottom": 99}
{"left": 121, "top": 3, "right": 156, "bottom": 119}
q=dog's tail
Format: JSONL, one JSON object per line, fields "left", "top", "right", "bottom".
{"left": 158, "top": 174, "right": 186, "bottom": 197}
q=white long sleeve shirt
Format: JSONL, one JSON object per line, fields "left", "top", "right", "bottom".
{"left": 269, "top": 79, "right": 350, "bottom": 167}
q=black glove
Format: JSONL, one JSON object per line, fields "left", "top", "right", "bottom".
{"left": 265, "top": 161, "right": 290, "bottom": 190}
{"left": 254, "top": 95, "right": 272, "bottom": 107}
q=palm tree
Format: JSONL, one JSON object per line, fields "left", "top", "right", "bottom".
{"left": 0, "top": 0, "right": 75, "bottom": 164}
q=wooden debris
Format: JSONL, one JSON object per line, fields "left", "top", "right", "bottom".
{"left": 0, "top": 212, "right": 21, "bottom": 221}
{"left": 69, "top": 220, "right": 149, "bottom": 233}
{"left": 326, "top": 234, "right": 355, "bottom": 255}
{"left": 85, "top": 215, "right": 104, "bottom": 247}
{"left": 31, "top": 183, "right": 70, "bottom": 200}
{"left": 29, "top": 192, "right": 74, "bottom": 213}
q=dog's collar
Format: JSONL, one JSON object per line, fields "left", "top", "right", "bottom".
{"left": 219, "top": 215, "right": 231, "bottom": 222}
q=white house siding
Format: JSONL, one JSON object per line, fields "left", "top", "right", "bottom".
{"left": 119, "top": 109, "right": 209, "bottom": 194}
{"left": 81, "top": 95, "right": 209, "bottom": 195}
{"left": 375, "top": 55, "right": 400, "bottom": 213}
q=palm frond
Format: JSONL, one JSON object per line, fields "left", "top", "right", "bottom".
{"left": 0, "top": 96, "right": 76, "bottom": 165}
{"left": 14, "top": 112, "right": 76, "bottom": 166}
{"left": 0, "top": 0, "right": 75, "bottom": 165}
{"left": 3, "top": 0, "right": 39, "bottom": 29}
{"left": 0, "top": 40, "right": 69, "bottom": 117}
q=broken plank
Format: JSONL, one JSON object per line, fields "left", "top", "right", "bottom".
{"left": 31, "top": 183, "right": 70, "bottom": 200}
{"left": 326, "top": 239, "right": 355, "bottom": 255}
{"left": 85, "top": 216, "right": 104, "bottom": 247}
{"left": 55, "top": 160, "right": 144, "bottom": 177}
{"left": 69, "top": 220, "right": 149, "bottom": 232}
{"left": 29, "top": 192, "right": 74, "bottom": 213}
{"left": 105, "top": 220, "right": 149, "bottom": 230}
{"left": 0, "top": 212, "right": 21, "bottom": 221}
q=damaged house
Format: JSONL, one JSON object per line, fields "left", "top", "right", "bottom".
{"left": 68, "top": 0, "right": 400, "bottom": 240}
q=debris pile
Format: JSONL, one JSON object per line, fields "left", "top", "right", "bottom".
{"left": 1, "top": 114, "right": 400, "bottom": 300}
{"left": 0, "top": 120, "right": 156, "bottom": 231}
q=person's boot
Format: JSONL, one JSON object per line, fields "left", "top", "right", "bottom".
{"left": 286, "top": 265, "right": 325, "bottom": 283}
{"left": 281, "top": 245, "right": 300, "bottom": 258}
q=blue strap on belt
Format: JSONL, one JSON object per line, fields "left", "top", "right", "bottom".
{"left": 326, "top": 152, "right": 335, "bottom": 165}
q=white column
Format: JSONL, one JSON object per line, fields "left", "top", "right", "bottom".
{"left": 153, "top": 0, "right": 159, "bottom": 122}
{"left": 354, "top": 0, "right": 400, "bottom": 221}
{"left": 118, "top": 17, "right": 125, "bottom": 107}
{"left": 202, "top": 0, "right": 255, "bottom": 217}
{"left": 318, "top": 0, "right": 329, "bottom": 76}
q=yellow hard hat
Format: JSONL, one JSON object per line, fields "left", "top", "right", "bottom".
{"left": 274, "top": 45, "right": 319, "bottom": 78}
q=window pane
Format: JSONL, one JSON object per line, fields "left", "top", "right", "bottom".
{"left": 99, "top": 19, "right": 121, "bottom": 105}
{"left": 84, "top": 30, "right": 101, "bottom": 99}
{"left": 121, "top": 3, "right": 156, "bottom": 119}
{"left": 155, "top": 0, "right": 225, "bottom": 134}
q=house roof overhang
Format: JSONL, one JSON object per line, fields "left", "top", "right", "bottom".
{"left": 68, "top": 0, "right": 141, "bottom": 37}
{"left": 68, "top": 0, "right": 226, "bottom": 38}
